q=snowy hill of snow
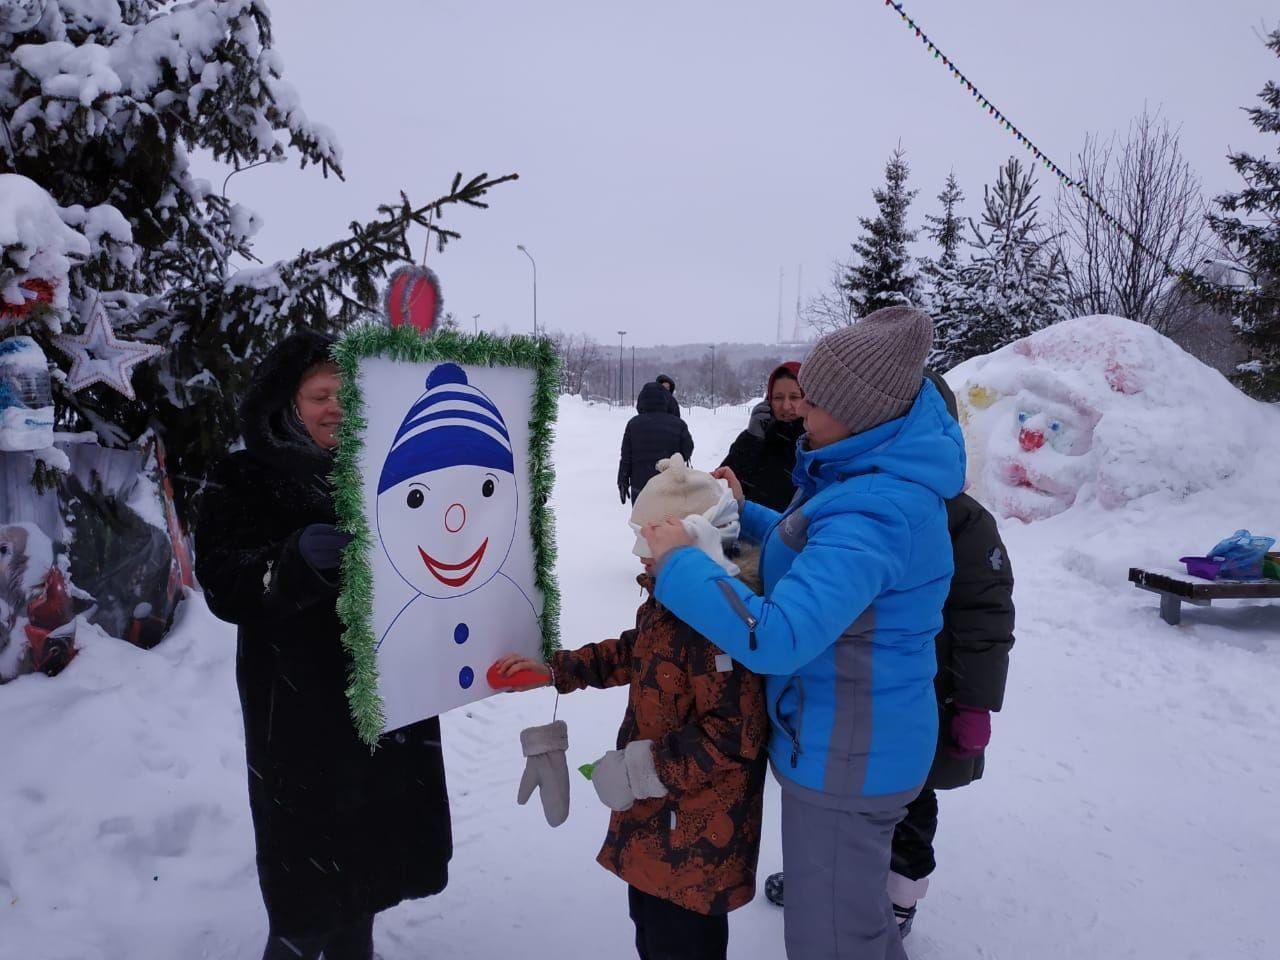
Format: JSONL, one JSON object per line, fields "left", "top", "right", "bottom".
{"left": 2, "top": 376, "right": 1278, "bottom": 959}
{"left": 949, "top": 314, "right": 1278, "bottom": 523}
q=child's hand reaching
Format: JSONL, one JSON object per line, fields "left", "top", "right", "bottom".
{"left": 490, "top": 654, "right": 552, "bottom": 692}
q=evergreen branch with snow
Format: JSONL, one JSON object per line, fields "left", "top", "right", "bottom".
{"left": 0, "top": 1, "right": 520, "bottom": 526}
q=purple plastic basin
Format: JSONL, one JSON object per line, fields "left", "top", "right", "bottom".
{"left": 1179, "top": 556, "right": 1224, "bottom": 580}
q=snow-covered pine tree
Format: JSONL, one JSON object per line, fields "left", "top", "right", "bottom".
{"left": 920, "top": 172, "right": 967, "bottom": 370}
{"left": 939, "top": 157, "right": 1068, "bottom": 367}
{"left": 842, "top": 145, "right": 919, "bottom": 319}
{"left": 0, "top": 1, "right": 513, "bottom": 521}
{"left": 1204, "top": 27, "right": 1280, "bottom": 401}
{"left": 923, "top": 172, "right": 965, "bottom": 270}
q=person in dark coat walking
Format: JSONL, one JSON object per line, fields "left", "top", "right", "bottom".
{"left": 655, "top": 373, "right": 680, "bottom": 416}
{"left": 763, "top": 369, "right": 1014, "bottom": 941}
{"left": 719, "top": 362, "right": 805, "bottom": 512}
{"left": 194, "top": 329, "right": 452, "bottom": 960}
{"left": 618, "top": 381, "right": 694, "bottom": 503}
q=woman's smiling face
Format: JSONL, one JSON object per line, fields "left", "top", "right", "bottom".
{"left": 770, "top": 375, "right": 806, "bottom": 423}
{"left": 295, "top": 363, "right": 342, "bottom": 449}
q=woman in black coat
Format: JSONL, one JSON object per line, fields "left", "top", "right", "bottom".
{"left": 719, "top": 361, "right": 805, "bottom": 512}
{"left": 195, "top": 329, "right": 451, "bottom": 960}
{"left": 655, "top": 372, "right": 680, "bottom": 416}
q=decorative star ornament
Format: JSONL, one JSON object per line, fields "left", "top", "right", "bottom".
{"left": 53, "top": 301, "right": 162, "bottom": 400}
{"left": 0, "top": 0, "right": 49, "bottom": 34}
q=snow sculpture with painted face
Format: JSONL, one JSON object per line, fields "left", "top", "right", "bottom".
{"left": 981, "top": 372, "right": 1100, "bottom": 521}
{"left": 949, "top": 315, "right": 1277, "bottom": 523}
{"left": 375, "top": 363, "right": 540, "bottom": 730}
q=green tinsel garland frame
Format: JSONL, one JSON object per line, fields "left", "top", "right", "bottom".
{"left": 332, "top": 324, "right": 562, "bottom": 746}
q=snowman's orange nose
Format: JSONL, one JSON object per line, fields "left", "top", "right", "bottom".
{"left": 445, "top": 503, "right": 466, "bottom": 533}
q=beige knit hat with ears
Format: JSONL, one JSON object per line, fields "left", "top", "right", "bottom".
{"left": 629, "top": 458, "right": 723, "bottom": 527}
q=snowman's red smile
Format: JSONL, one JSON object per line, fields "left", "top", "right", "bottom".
{"left": 419, "top": 539, "right": 489, "bottom": 587}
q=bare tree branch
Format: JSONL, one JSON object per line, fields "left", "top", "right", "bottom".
{"left": 802, "top": 261, "right": 857, "bottom": 335}
{"left": 1055, "top": 107, "right": 1209, "bottom": 334}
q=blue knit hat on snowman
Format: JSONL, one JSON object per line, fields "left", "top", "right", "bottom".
{"left": 378, "top": 363, "right": 514, "bottom": 494}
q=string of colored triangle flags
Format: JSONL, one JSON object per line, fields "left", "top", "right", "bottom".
{"left": 881, "top": 0, "right": 1193, "bottom": 285}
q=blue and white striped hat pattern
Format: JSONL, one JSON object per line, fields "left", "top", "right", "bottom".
{"left": 378, "top": 363, "right": 515, "bottom": 494}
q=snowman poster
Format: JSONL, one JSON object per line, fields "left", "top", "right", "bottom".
{"left": 333, "top": 324, "right": 560, "bottom": 744}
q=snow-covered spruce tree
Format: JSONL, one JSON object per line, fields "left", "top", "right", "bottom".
{"left": 0, "top": 0, "right": 513, "bottom": 521}
{"left": 939, "top": 157, "right": 1068, "bottom": 367}
{"left": 842, "top": 145, "right": 919, "bottom": 319}
{"left": 1203, "top": 27, "right": 1280, "bottom": 401}
{"left": 920, "top": 172, "right": 967, "bottom": 370}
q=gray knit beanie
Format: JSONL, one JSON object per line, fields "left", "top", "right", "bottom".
{"left": 799, "top": 306, "right": 934, "bottom": 434}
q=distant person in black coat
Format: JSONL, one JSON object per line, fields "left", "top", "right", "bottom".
{"left": 764, "top": 369, "right": 1014, "bottom": 940}
{"left": 719, "top": 361, "right": 805, "bottom": 512}
{"left": 655, "top": 373, "right": 680, "bottom": 416}
{"left": 195, "top": 329, "right": 451, "bottom": 960}
{"left": 618, "top": 381, "right": 694, "bottom": 503}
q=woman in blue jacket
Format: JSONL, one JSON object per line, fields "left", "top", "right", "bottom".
{"left": 641, "top": 307, "right": 966, "bottom": 960}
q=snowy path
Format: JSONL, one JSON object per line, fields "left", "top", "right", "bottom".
{"left": 1, "top": 397, "right": 1278, "bottom": 959}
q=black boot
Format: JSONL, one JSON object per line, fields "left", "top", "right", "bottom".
{"left": 764, "top": 872, "right": 784, "bottom": 907}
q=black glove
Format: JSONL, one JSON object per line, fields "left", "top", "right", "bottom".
{"left": 298, "top": 524, "right": 353, "bottom": 570}
{"left": 618, "top": 480, "right": 629, "bottom": 505}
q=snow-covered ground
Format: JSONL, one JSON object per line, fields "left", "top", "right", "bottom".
{"left": 2, "top": 389, "right": 1279, "bottom": 960}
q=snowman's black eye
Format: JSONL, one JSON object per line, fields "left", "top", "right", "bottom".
{"left": 482, "top": 478, "right": 496, "bottom": 498}
{"left": 407, "top": 489, "right": 424, "bottom": 509}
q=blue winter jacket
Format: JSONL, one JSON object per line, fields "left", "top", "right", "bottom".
{"left": 654, "top": 379, "right": 966, "bottom": 810}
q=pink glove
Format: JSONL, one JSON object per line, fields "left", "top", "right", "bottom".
{"left": 949, "top": 705, "right": 991, "bottom": 758}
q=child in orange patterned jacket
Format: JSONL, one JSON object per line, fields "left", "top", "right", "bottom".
{"left": 495, "top": 458, "right": 768, "bottom": 960}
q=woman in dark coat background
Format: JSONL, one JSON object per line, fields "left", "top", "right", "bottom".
{"left": 195, "top": 329, "right": 451, "bottom": 960}
{"left": 719, "top": 362, "right": 805, "bottom": 512}
{"left": 655, "top": 372, "right": 680, "bottom": 416}
{"left": 618, "top": 380, "right": 695, "bottom": 503}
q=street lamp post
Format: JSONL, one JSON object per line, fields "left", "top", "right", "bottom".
{"left": 516, "top": 244, "right": 537, "bottom": 337}
{"left": 617, "top": 330, "right": 627, "bottom": 405}
{"left": 708, "top": 344, "right": 716, "bottom": 413}
{"left": 471, "top": 313, "right": 480, "bottom": 335}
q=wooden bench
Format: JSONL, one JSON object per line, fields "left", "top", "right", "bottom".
{"left": 1128, "top": 567, "right": 1280, "bottom": 625}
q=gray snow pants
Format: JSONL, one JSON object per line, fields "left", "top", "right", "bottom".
{"left": 780, "top": 790, "right": 909, "bottom": 960}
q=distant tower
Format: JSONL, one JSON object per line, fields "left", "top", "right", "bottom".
{"left": 776, "top": 267, "right": 785, "bottom": 344}
{"left": 791, "top": 264, "right": 805, "bottom": 343}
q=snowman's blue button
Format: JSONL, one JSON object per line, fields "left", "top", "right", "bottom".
{"left": 454, "top": 623, "right": 469, "bottom": 645}
{"left": 459, "top": 666, "right": 474, "bottom": 689}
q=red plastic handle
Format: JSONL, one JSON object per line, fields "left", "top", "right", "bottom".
{"left": 486, "top": 661, "right": 548, "bottom": 690}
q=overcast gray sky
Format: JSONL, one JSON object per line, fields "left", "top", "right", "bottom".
{"left": 206, "top": 0, "right": 1277, "bottom": 347}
